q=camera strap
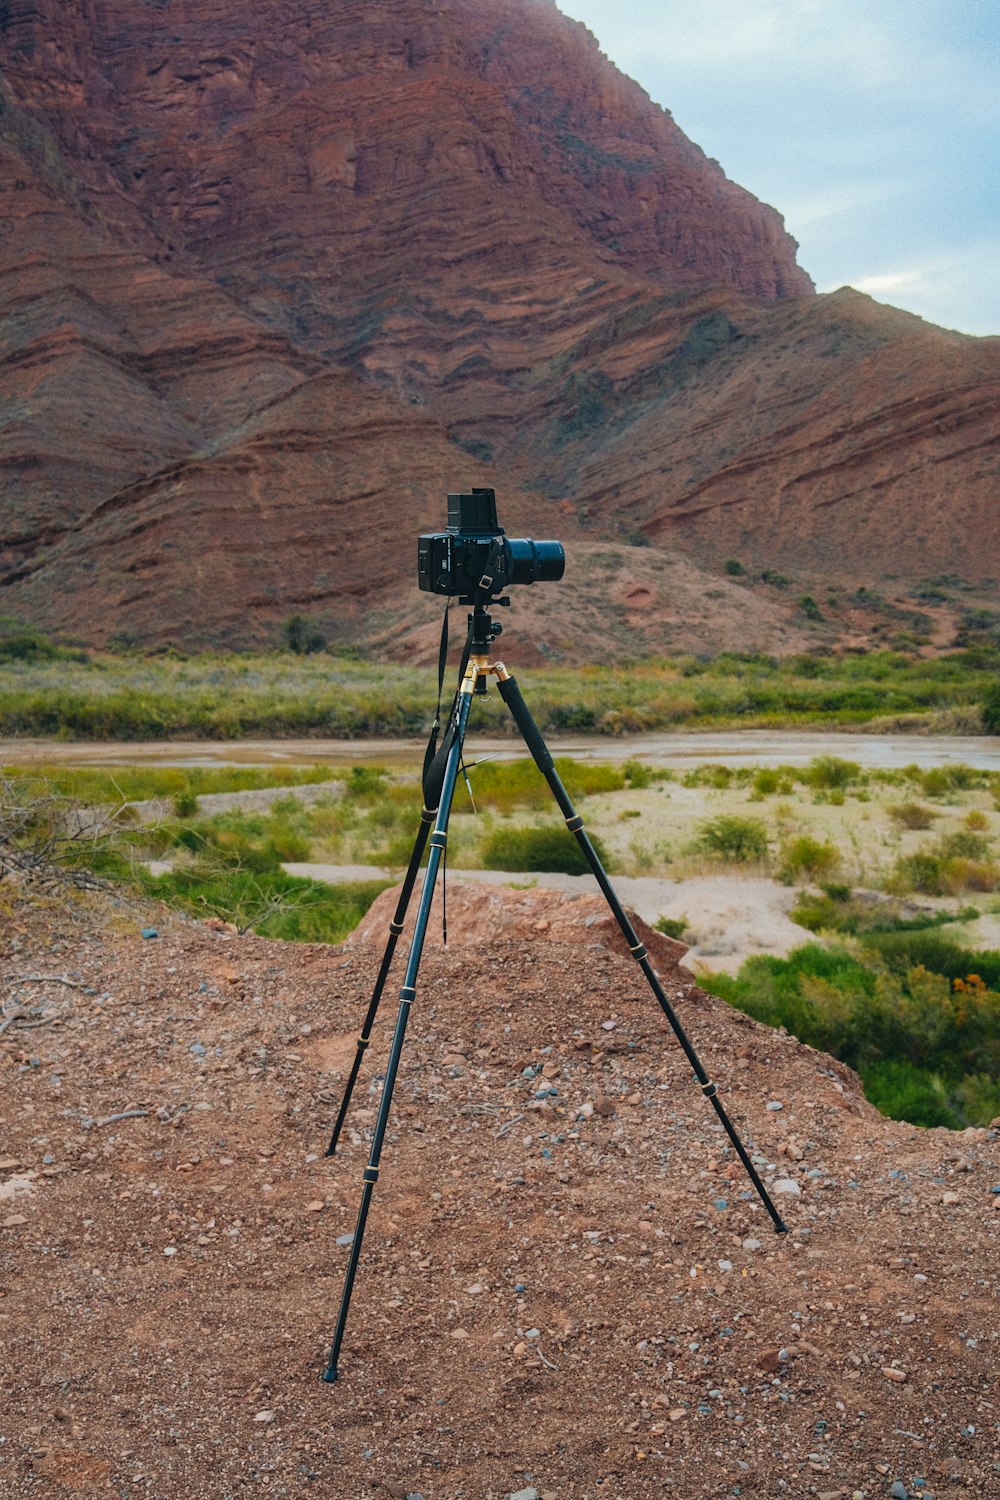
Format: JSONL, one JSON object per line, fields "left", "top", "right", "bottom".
{"left": 422, "top": 601, "right": 455, "bottom": 806}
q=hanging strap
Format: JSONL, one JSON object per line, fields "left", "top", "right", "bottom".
{"left": 421, "top": 602, "right": 451, "bottom": 804}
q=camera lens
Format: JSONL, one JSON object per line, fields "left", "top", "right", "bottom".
{"left": 505, "top": 538, "right": 565, "bottom": 586}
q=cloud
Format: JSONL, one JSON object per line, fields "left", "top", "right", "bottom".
{"left": 555, "top": 0, "right": 999, "bottom": 335}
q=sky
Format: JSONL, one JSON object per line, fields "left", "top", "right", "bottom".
{"left": 555, "top": 0, "right": 999, "bottom": 336}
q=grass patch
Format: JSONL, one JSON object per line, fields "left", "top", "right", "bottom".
{"left": 147, "top": 867, "right": 391, "bottom": 943}
{"left": 480, "top": 823, "right": 613, "bottom": 875}
{"left": 3, "top": 645, "right": 1000, "bottom": 739}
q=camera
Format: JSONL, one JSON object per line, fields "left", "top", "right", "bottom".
{"left": 417, "top": 488, "right": 565, "bottom": 600}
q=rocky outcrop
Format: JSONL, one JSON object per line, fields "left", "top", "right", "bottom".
{"left": 0, "top": 0, "right": 997, "bottom": 652}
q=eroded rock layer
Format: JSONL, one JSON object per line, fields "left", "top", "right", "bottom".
{"left": 0, "top": 0, "right": 996, "bottom": 651}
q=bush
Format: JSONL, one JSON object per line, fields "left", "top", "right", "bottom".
{"left": 806, "top": 756, "right": 861, "bottom": 790}
{"left": 887, "top": 801, "right": 937, "bottom": 829}
{"left": 480, "top": 823, "right": 612, "bottom": 874}
{"left": 704, "top": 940, "right": 1000, "bottom": 1126}
{"left": 282, "top": 614, "right": 327, "bottom": 655}
{"left": 654, "top": 915, "right": 688, "bottom": 940}
{"left": 697, "top": 814, "right": 768, "bottom": 863}
{"left": 780, "top": 836, "right": 841, "bottom": 884}
{"left": 860, "top": 1059, "right": 958, "bottom": 1128}
{"left": 983, "top": 680, "right": 1000, "bottom": 734}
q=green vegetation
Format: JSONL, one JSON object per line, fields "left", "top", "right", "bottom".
{"left": 697, "top": 814, "right": 768, "bottom": 863}
{"left": 6, "top": 747, "right": 1000, "bottom": 1132}
{"left": 479, "top": 823, "right": 612, "bottom": 875}
{"left": 150, "top": 866, "right": 391, "bottom": 944}
{"left": 705, "top": 941, "right": 1000, "bottom": 1128}
{"left": 983, "top": 679, "right": 1000, "bottom": 734}
{"left": 2, "top": 643, "right": 999, "bottom": 738}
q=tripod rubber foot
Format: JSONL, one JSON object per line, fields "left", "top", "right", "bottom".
{"left": 774, "top": 1219, "right": 789, "bottom": 1234}
{"left": 321, "top": 1364, "right": 339, "bottom": 1383}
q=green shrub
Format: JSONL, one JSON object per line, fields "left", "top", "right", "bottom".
{"left": 697, "top": 814, "right": 768, "bottom": 863}
{"left": 750, "top": 768, "right": 790, "bottom": 798}
{"left": 654, "top": 915, "right": 688, "bottom": 940}
{"left": 887, "top": 801, "right": 937, "bottom": 829}
{"left": 780, "top": 835, "right": 841, "bottom": 883}
{"left": 983, "top": 680, "right": 1000, "bottom": 734}
{"left": 149, "top": 867, "right": 390, "bottom": 942}
{"left": 705, "top": 940, "right": 1000, "bottom": 1126}
{"left": 806, "top": 755, "right": 861, "bottom": 790}
{"left": 282, "top": 614, "right": 327, "bottom": 655}
{"left": 888, "top": 851, "right": 945, "bottom": 894}
{"left": 622, "top": 759, "right": 653, "bottom": 789}
{"left": 860, "top": 1060, "right": 958, "bottom": 1128}
{"left": 863, "top": 931, "right": 1000, "bottom": 989}
{"left": 480, "top": 823, "right": 612, "bottom": 874}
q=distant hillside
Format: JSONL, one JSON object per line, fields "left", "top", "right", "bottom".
{"left": 0, "top": 0, "right": 997, "bottom": 656}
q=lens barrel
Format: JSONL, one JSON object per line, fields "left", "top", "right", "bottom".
{"left": 506, "top": 538, "right": 565, "bottom": 586}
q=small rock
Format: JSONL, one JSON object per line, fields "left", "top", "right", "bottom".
{"left": 600, "top": 1019, "right": 617, "bottom": 1031}
{"left": 305, "top": 1200, "right": 325, "bottom": 1213}
{"left": 766, "top": 1100, "right": 783, "bottom": 1112}
{"left": 882, "top": 1366, "right": 907, "bottom": 1383}
{"left": 335, "top": 1234, "right": 355, "bottom": 1247}
{"left": 140, "top": 927, "right": 159, "bottom": 940}
{"left": 742, "top": 1238, "right": 763, "bottom": 1252}
{"left": 941, "top": 1191, "right": 960, "bottom": 1205}
{"left": 508, "top": 1489, "right": 540, "bottom": 1500}
{"left": 2, "top": 1213, "right": 28, "bottom": 1228}
{"left": 772, "top": 1178, "right": 801, "bottom": 1196}
{"left": 254, "top": 1410, "right": 275, "bottom": 1424}
{"left": 889, "top": 1482, "right": 908, "bottom": 1500}
{"left": 668, "top": 1407, "right": 687, "bottom": 1421}
{"left": 449, "top": 1327, "right": 469, "bottom": 1340}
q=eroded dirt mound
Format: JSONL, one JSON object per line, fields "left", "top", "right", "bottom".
{"left": 350, "top": 880, "right": 689, "bottom": 973}
{"left": 1, "top": 883, "right": 997, "bottom": 1499}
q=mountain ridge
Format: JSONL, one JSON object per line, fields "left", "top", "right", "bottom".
{"left": 1, "top": 0, "right": 997, "bottom": 656}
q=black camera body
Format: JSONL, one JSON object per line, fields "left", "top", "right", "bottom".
{"left": 417, "top": 488, "right": 564, "bottom": 601}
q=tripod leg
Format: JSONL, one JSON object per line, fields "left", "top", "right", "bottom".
{"left": 325, "top": 806, "right": 436, "bottom": 1156}
{"left": 322, "top": 686, "right": 475, "bottom": 1382}
{"left": 496, "top": 669, "right": 787, "bottom": 1236}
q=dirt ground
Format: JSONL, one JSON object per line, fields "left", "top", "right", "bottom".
{"left": 1, "top": 879, "right": 998, "bottom": 1500}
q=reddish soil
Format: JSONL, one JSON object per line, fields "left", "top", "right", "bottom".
{"left": 1, "top": 879, "right": 997, "bottom": 1499}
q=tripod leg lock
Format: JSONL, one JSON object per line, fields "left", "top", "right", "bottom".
{"left": 429, "top": 831, "right": 448, "bottom": 849}
{"left": 363, "top": 1166, "right": 380, "bottom": 1184}
{"left": 565, "top": 814, "right": 584, "bottom": 833}
{"left": 700, "top": 1080, "right": 719, "bottom": 1099}
{"left": 630, "top": 942, "right": 647, "bottom": 960}
{"left": 389, "top": 919, "right": 405, "bottom": 936}
{"left": 400, "top": 987, "right": 416, "bottom": 1004}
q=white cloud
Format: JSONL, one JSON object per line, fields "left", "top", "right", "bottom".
{"left": 555, "top": 0, "right": 1000, "bottom": 335}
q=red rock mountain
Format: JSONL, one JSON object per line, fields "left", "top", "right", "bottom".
{"left": 1, "top": 0, "right": 997, "bottom": 654}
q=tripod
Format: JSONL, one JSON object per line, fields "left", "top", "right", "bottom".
{"left": 321, "top": 603, "right": 787, "bottom": 1383}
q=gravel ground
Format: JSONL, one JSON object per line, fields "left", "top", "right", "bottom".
{"left": 1, "top": 880, "right": 997, "bottom": 1499}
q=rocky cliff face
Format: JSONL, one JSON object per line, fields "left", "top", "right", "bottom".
{"left": 0, "top": 0, "right": 996, "bottom": 653}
